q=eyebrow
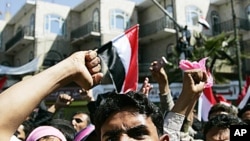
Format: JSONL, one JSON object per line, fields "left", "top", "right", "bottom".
{"left": 127, "top": 125, "right": 150, "bottom": 135}
{"left": 102, "top": 125, "right": 149, "bottom": 138}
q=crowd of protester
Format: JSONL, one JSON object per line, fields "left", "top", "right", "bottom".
{"left": 0, "top": 50, "right": 249, "bottom": 141}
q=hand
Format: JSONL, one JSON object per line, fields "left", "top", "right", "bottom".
{"left": 181, "top": 69, "right": 207, "bottom": 99}
{"left": 149, "top": 60, "right": 170, "bottom": 94}
{"left": 55, "top": 94, "right": 74, "bottom": 109}
{"left": 79, "top": 89, "right": 95, "bottom": 102}
{"left": 171, "top": 69, "right": 207, "bottom": 115}
{"left": 139, "top": 77, "right": 153, "bottom": 97}
{"left": 69, "top": 51, "right": 103, "bottom": 90}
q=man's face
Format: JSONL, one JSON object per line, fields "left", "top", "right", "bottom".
{"left": 72, "top": 113, "right": 89, "bottom": 132}
{"left": 100, "top": 108, "right": 160, "bottom": 141}
{"left": 206, "top": 127, "right": 230, "bottom": 141}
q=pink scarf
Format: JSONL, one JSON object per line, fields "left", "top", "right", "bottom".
{"left": 179, "top": 57, "right": 213, "bottom": 88}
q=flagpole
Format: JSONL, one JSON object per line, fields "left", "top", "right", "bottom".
{"left": 230, "top": 0, "right": 243, "bottom": 94}
{"left": 151, "top": 0, "right": 182, "bottom": 30}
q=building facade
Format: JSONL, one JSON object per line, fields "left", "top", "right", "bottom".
{"left": 0, "top": 0, "right": 249, "bottom": 102}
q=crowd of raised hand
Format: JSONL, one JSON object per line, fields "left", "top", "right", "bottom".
{"left": 0, "top": 50, "right": 249, "bottom": 141}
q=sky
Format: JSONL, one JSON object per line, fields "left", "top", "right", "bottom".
{"left": 0, "top": 0, "right": 144, "bottom": 20}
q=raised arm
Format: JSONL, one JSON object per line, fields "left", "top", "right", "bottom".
{"left": 149, "top": 59, "right": 173, "bottom": 113}
{"left": 47, "top": 93, "right": 74, "bottom": 113}
{"left": 0, "top": 50, "right": 103, "bottom": 140}
{"left": 163, "top": 69, "right": 207, "bottom": 140}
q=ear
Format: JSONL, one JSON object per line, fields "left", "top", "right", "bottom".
{"left": 160, "top": 134, "right": 169, "bottom": 141}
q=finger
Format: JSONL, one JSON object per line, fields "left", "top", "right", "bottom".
{"left": 196, "top": 81, "right": 206, "bottom": 92}
{"left": 202, "top": 71, "right": 208, "bottom": 83}
{"left": 86, "top": 57, "right": 100, "bottom": 68}
{"left": 85, "top": 50, "right": 97, "bottom": 61}
{"left": 92, "top": 73, "right": 103, "bottom": 86}
{"left": 88, "top": 64, "right": 101, "bottom": 74}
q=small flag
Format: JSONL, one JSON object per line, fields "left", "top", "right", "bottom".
{"left": 97, "top": 24, "right": 139, "bottom": 93}
{"left": 199, "top": 87, "right": 217, "bottom": 121}
{"left": 237, "top": 76, "right": 250, "bottom": 108}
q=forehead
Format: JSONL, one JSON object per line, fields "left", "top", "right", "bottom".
{"left": 242, "top": 110, "right": 250, "bottom": 119}
{"left": 74, "top": 113, "right": 87, "bottom": 118}
{"left": 206, "top": 127, "right": 230, "bottom": 141}
{"left": 101, "top": 109, "right": 157, "bottom": 135}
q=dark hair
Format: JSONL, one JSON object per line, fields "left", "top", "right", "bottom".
{"left": 94, "top": 91, "right": 163, "bottom": 136}
{"left": 14, "top": 120, "right": 35, "bottom": 140}
{"left": 203, "top": 114, "right": 246, "bottom": 136}
{"left": 48, "top": 119, "right": 76, "bottom": 141}
{"left": 208, "top": 103, "right": 238, "bottom": 119}
{"left": 238, "top": 103, "right": 250, "bottom": 118}
{"left": 72, "top": 111, "right": 91, "bottom": 125}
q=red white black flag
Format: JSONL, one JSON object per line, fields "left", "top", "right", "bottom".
{"left": 97, "top": 24, "right": 139, "bottom": 93}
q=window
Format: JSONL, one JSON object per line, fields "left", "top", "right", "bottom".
{"left": 93, "top": 9, "right": 100, "bottom": 32}
{"left": 29, "top": 14, "right": 35, "bottom": 36}
{"left": 185, "top": 5, "right": 202, "bottom": 26}
{"left": 166, "top": 5, "right": 173, "bottom": 28}
{"left": 247, "top": 5, "right": 250, "bottom": 21}
{"left": 110, "top": 9, "right": 129, "bottom": 30}
{"left": 211, "top": 11, "right": 220, "bottom": 35}
{"left": 43, "top": 50, "right": 63, "bottom": 67}
{"left": 45, "top": 14, "right": 65, "bottom": 35}
{"left": 166, "top": 5, "right": 173, "bottom": 17}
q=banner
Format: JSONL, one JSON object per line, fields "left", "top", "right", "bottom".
{"left": 0, "top": 57, "right": 40, "bottom": 75}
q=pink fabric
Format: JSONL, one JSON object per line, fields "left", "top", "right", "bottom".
{"left": 74, "top": 124, "right": 95, "bottom": 141}
{"left": 179, "top": 57, "right": 213, "bottom": 88}
{"left": 26, "top": 126, "right": 66, "bottom": 141}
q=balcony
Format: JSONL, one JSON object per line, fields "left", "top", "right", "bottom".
{"left": 213, "top": 18, "right": 250, "bottom": 35}
{"left": 5, "top": 26, "right": 34, "bottom": 55}
{"left": 139, "top": 16, "right": 176, "bottom": 44}
{"left": 71, "top": 21, "right": 101, "bottom": 46}
{"left": 210, "top": 0, "right": 228, "bottom": 5}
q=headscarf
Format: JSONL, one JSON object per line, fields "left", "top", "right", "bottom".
{"left": 26, "top": 125, "right": 66, "bottom": 141}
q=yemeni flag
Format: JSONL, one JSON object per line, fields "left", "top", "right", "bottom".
{"left": 198, "top": 87, "right": 217, "bottom": 121}
{"left": 97, "top": 24, "right": 139, "bottom": 93}
{"left": 237, "top": 76, "right": 250, "bottom": 109}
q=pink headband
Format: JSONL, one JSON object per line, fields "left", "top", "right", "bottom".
{"left": 74, "top": 124, "right": 95, "bottom": 141}
{"left": 26, "top": 125, "right": 66, "bottom": 141}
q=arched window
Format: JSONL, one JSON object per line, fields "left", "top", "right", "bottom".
{"left": 185, "top": 5, "right": 202, "bottom": 27}
{"left": 43, "top": 50, "right": 63, "bottom": 67}
{"left": 93, "top": 9, "right": 100, "bottom": 32}
{"left": 45, "top": 14, "right": 66, "bottom": 36}
{"left": 211, "top": 10, "right": 220, "bottom": 35}
{"left": 110, "top": 9, "right": 129, "bottom": 30}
